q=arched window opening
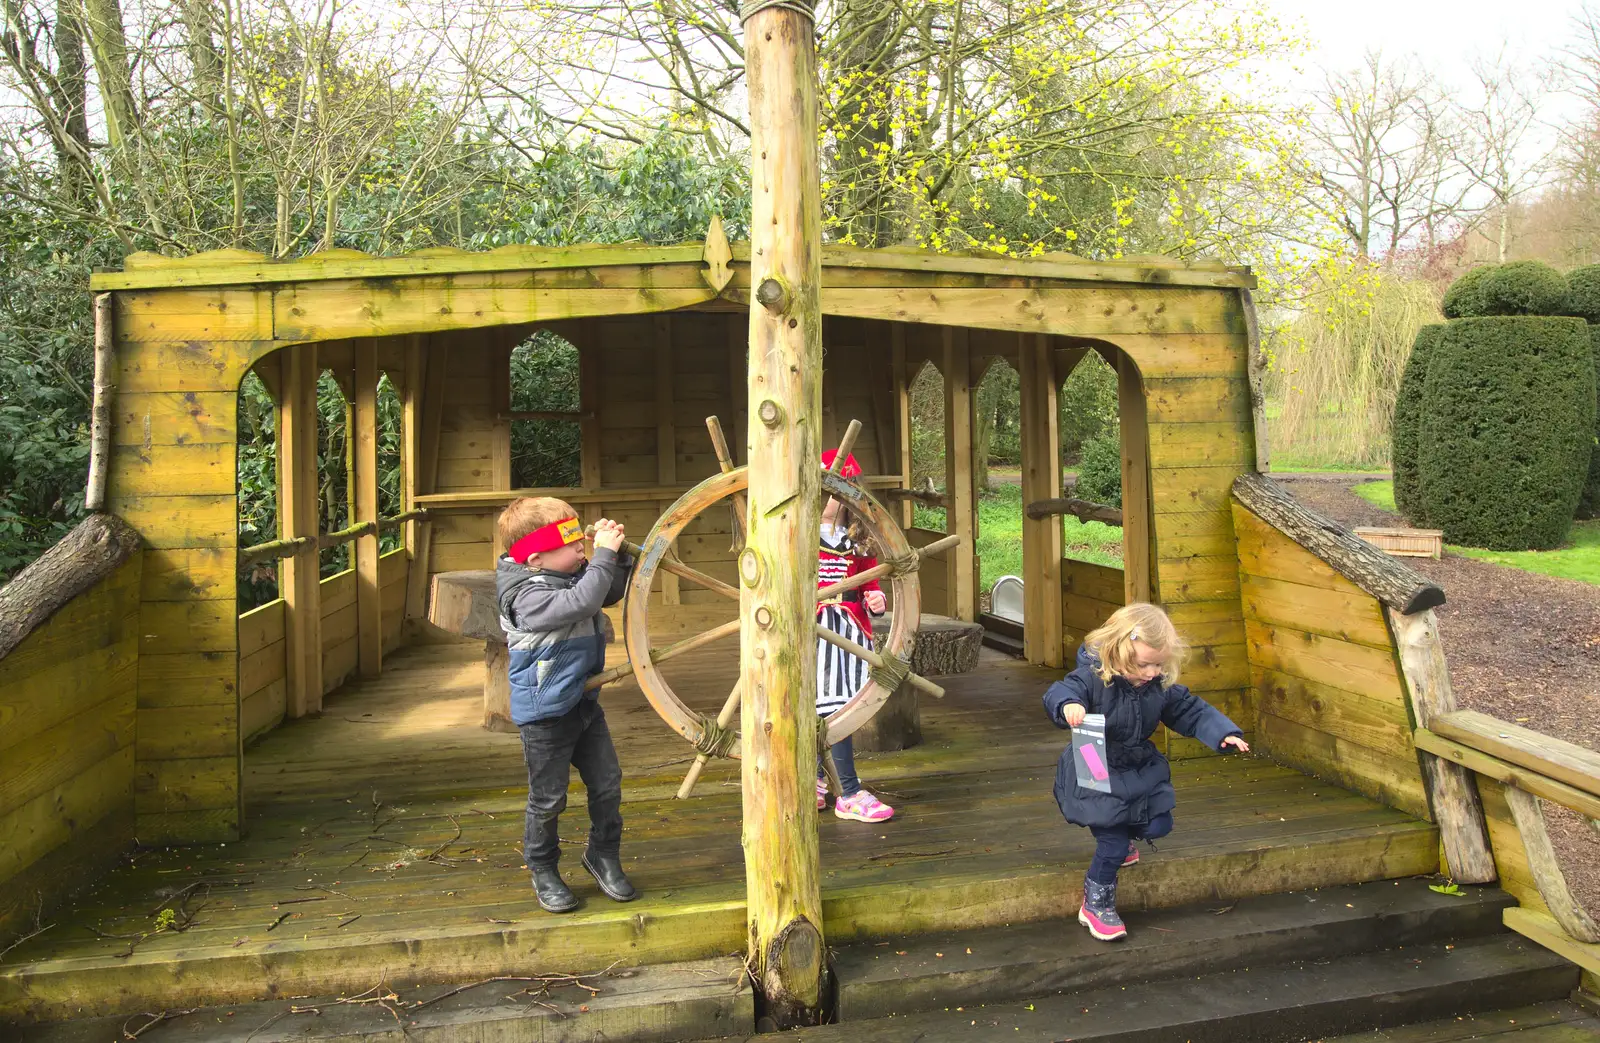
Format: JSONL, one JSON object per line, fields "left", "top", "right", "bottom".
{"left": 317, "top": 370, "right": 352, "bottom": 575}
{"left": 511, "top": 330, "right": 582, "bottom": 488}
{"left": 238, "top": 369, "right": 279, "bottom": 610}
{"left": 908, "top": 359, "right": 945, "bottom": 531}
{"left": 376, "top": 372, "right": 404, "bottom": 552}
{"left": 1058, "top": 350, "right": 1123, "bottom": 568}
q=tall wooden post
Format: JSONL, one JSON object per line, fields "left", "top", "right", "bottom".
{"left": 1020, "top": 334, "right": 1064, "bottom": 667}
{"left": 943, "top": 328, "right": 977, "bottom": 621}
{"left": 1117, "top": 353, "right": 1154, "bottom": 604}
{"left": 354, "top": 339, "right": 382, "bottom": 678}
{"left": 741, "top": 0, "right": 828, "bottom": 1027}
{"left": 280, "top": 343, "right": 323, "bottom": 715}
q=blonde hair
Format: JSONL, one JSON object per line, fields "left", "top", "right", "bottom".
{"left": 497, "top": 496, "right": 578, "bottom": 550}
{"left": 1082, "top": 602, "right": 1186, "bottom": 687}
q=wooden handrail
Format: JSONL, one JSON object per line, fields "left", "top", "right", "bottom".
{"left": 1428, "top": 710, "right": 1600, "bottom": 802}
{"left": 1025, "top": 497, "right": 1123, "bottom": 527}
{"left": 239, "top": 509, "right": 429, "bottom": 567}
{"left": 1231, "top": 472, "right": 1445, "bottom": 613}
{"left": 1415, "top": 709, "right": 1600, "bottom": 953}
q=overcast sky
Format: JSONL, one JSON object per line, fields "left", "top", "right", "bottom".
{"left": 1274, "top": 0, "right": 1587, "bottom": 88}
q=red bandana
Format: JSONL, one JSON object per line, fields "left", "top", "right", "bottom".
{"left": 508, "top": 517, "right": 584, "bottom": 564}
{"left": 821, "top": 449, "right": 862, "bottom": 478}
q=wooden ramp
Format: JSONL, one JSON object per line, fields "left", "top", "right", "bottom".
{"left": 0, "top": 645, "right": 1439, "bottom": 1024}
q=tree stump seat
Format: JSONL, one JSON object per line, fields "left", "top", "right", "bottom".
{"left": 428, "top": 570, "right": 517, "bottom": 733}
{"left": 858, "top": 612, "right": 984, "bottom": 752}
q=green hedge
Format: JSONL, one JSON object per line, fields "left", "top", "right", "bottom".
{"left": 1442, "top": 262, "right": 1569, "bottom": 319}
{"left": 1418, "top": 316, "right": 1595, "bottom": 549}
{"left": 1581, "top": 325, "right": 1600, "bottom": 519}
{"left": 1391, "top": 323, "right": 1444, "bottom": 524}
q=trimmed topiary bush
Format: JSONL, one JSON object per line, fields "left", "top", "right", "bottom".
{"left": 1391, "top": 323, "right": 1444, "bottom": 524}
{"left": 1418, "top": 316, "right": 1595, "bottom": 549}
{"left": 1476, "top": 261, "right": 1570, "bottom": 316}
{"left": 1441, "top": 261, "right": 1569, "bottom": 319}
{"left": 1564, "top": 264, "right": 1600, "bottom": 324}
{"left": 1441, "top": 266, "right": 1493, "bottom": 319}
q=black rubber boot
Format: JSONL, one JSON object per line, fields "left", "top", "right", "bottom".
{"left": 531, "top": 864, "right": 579, "bottom": 913}
{"left": 582, "top": 851, "right": 638, "bottom": 902}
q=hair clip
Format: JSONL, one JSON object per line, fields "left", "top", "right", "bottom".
{"left": 1129, "top": 628, "right": 1141, "bottom": 642}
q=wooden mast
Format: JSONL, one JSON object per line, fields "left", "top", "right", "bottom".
{"left": 740, "top": 0, "right": 828, "bottom": 1027}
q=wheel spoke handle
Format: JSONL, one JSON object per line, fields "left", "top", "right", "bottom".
{"left": 586, "top": 617, "right": 741, "bottom": 691}
{"left": 677, "top": 679, "right": 743, "bottom": 799}
{"left": 815, "top": 624, "right": 945, "bottom": 699}
{"left": 817, "top": 532, "right": 961, "bottom": 600}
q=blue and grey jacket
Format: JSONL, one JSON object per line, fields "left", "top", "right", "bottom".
{"left": 495, "top": 547, "right": 632, "bottom": 725}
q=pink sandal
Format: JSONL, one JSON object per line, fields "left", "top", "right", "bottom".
{"left": 816, "top": 778, "right": 828, "bottom": 810}
{"left": 833, "top": 789, "right": 894, "bottom": 823}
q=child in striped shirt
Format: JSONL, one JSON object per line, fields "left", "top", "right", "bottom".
{"left": 814, "top": 450, "right": 895, "bottom": 823}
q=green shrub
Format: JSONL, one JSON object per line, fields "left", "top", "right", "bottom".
{"left": 1441, "top": 266, "right": 1493, "bottom": 319}
{"left": 1564, "top": 264, "right": 1600, "bottom": 324}
{"left": 1580, "top": 326, "right": 1600, "bottom": 519}
{"left": 1477, "top": 262, "right": 1569, "bottom": 316}
{"left": 1075, "top": 423, "right": 1122, "bottom": 507}
{"left": 1391, "top": 323, "right": 1444, "bottom": 524}
{"left": 1418, "top": 316, "right": 1595, "bottom": 549}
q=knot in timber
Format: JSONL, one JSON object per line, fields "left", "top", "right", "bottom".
{"left": 756, "top": 276, "right": 791, "bottom": 314}
{"left": 740, "top": 548, "right": 763, "bottom": 586}
{"left": 755, "top": 605, "right": 774, "bottom": 629}
{"left": 758, "top": 399, "right": 783, "bottom": 427}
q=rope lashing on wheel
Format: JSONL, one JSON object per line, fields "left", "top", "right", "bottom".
{"left": 869, "top": 653, "right": 911, "bottom": 693}
{"left": 883, "top": 551, "right": 920, "bottom": 576}
{"left": 739, "top": 0, "right": 815, "bottom": 23}
{"left": 692, "top": 714, "right": 739, "bottom": 760}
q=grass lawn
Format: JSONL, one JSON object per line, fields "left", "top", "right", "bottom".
{"left": 1354, "top": 479, "right": 1600, "bottom": 586}
{"left": 914, "top": 484, "right": 1122, "bottom": 591}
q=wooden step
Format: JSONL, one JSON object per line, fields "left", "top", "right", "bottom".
{"left": 0, "top": 813, "right": 1437, "bottom": 1024}
{"left": 834, "top": 879, "right": 1517, "bottom": 1021}
{"left": 13, "top": 956, "right": 751, "bottom": 1043}
{"left": 1317, "top": 1001, "right": 1600, "bottom": 1042}
{"left": 745, "top": 934, "right": 1579, "bottom": 1043}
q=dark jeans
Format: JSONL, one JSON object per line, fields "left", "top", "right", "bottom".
{"left": 1087, "top": 811, "right": 1173, "bottom": 885}
{"left": 816, "top": 734, "right": 862, "bottom": 798}
{"left": 519, "top": 698, "right": 623, "bottom": 869}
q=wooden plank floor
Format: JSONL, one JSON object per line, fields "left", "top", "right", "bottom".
{"left": 0, "top": 643, "right": 1440, "bottom": 1024}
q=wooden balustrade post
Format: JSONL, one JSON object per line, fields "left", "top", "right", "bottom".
{"left": 354, "top": 339, "right": 382, "bottom": 678}
{"left": 741, "top": 0, "right": 828, "bottom": 1027}
{"left": 280, "top": 344, "right": 323, "bottom": 715}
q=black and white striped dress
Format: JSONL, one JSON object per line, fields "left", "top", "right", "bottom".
{"left": 816, "top": 524, "right": 869, "bottom": 716}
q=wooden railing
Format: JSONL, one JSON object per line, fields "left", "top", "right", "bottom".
{"left": 238, "top": 509, "right": 429, "bottom": 567}
{"left": 1415, "top": 710, "right": 1600, "bottom": 979}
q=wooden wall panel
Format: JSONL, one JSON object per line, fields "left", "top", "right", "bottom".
{"left": 238, "top": 599, "right": 286, "bottom": 745}
{"left": 108, "top": 314, "right": 250, "bottom": 843}
{"left": 1232, "top": 503, "right": 1430, "bottom": 819}
{"left": 0, "top": 558, "right": 141, "bottom": 944}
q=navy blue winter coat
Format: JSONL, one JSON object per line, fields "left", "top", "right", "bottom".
{"left": 1043, "top": 645, "right": 1242, "bottom": 830}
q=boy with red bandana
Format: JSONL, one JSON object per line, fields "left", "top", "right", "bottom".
{"left": 496, "top": 497, "right": 635, "bottom": 913}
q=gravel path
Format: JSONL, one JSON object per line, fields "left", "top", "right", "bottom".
{"left": 1275, "top": 477, "right": 1600, "bottom": 920}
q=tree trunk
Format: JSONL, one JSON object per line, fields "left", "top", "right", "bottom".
{"left": 741, "top": 1, "right": 828, "bottom": 1028}
{"left": 179, "top": 0, "right": 222, "bottom": 112}
{"left": 52, "top": 0, "right": 92, "bottom": 205}
{"left": 81, "top": 0, "right": 136, "bottom": 152}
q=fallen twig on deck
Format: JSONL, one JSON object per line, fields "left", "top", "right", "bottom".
{"left": 122, "top": 1008, "right": 196, "bottom": 1039}
{"left": 867, "top": 849, "right": 954, "bottom": 861}
{"left": 0, "top": 922, "right": 52, "bottom": 963}
{"left": 423, "top": 816, "right": 464, "bottom": 865}
{"left": 265, "top": 912, "right": 293, "bottom": 932}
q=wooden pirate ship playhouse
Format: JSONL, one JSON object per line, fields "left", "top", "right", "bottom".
{"left": 2, "top": 8, "right": 1598, "bottom": 1035}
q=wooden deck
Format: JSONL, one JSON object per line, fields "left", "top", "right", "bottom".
{"left": 0, "top": 643, "right": 1440, "bottom": 1024}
